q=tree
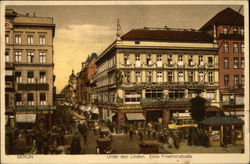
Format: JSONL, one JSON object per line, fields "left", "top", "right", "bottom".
{"left": 190, "top": 94, "right": 206, "bottom": 122}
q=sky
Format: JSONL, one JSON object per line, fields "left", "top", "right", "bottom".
{"left": 8, "top": 4, "right": 244, "bottom": 93}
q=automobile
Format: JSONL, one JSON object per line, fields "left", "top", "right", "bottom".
{"left": 139, "top": 140, "right": 159, "bottom": 154}
{"left": 96, "top": 137, "right": 112, "bottom": 154}
{"left": 96, "top": 128, "right": 112, "bottom": 154}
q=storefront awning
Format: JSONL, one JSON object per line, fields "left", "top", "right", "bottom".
{"left": 16, "top": 114, "right": 36, "bottom": 123}
{"left": 126, "top": 113, "right": 145, "bottom": 121}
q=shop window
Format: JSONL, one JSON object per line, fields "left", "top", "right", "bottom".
{"left": 169, "top": 90, "right": 184, "bottom": 99}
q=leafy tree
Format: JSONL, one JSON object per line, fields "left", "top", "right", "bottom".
{"left": 190, "top": 94, "right": 206, "bottom": 122}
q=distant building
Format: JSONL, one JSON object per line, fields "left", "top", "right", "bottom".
{"left": 68, "top": 70, "right": 77, "bottom": 103}
{"left": 200, "top": 7, "right": 244, "bottom": 118}
{"left": 94, "top": 27, "right": 219, "bottom": 124}
{"left": 5, "top": 9, "right": 56, "bottom": 130}
{"left": 76, "top": 53, "right": 98, "bottom": 105}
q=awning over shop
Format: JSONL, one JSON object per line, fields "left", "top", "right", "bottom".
{"left": 92, "top": 107, "right": 99, "bottom": 114}
{"left": 199, "top": 116, "right": 244, "bottom": 126}
{"left": 126, "top": 113, "right": 145, "bottom": 121}
{"left": 16, "top": 114, "right": 36, "bottom": 123}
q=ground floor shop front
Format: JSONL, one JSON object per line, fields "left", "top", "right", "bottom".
{"left": 98, "top": 103, "right": 190, "bottom": 125}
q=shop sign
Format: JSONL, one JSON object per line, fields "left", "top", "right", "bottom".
{"left": 16, "top": 106, "right": 57, "bottom": 111}
{"left": 117, "top": 105, "right": 142, "bottom": 113}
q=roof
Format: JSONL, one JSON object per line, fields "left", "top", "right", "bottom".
{"left": 199, "top": 7, "right": 244, "bottom": 31}
{"left": 121, "top": 29, "right": 214, "bottom": 43}
{"left": 199, "top": 116, "right": 244, "bottom": 125}
{"left": 86, "top": 53, "right": 98, "bottom": 63}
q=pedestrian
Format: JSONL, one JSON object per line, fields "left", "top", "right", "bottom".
{"left": 30, "top": 139, "right": 37, "bottom": 154}
{"left": 70, "top": 136, "right": 82, "bottom": 154}
{"left": 129, "top": 129, "right": 134, "bottom": 139}
{"left": 168, "top": 134, "right": 174, "bottom": 148}
{"left": 138, "top": 129, "right": 143, "bottom": 141}
{"left": 173, "top": 132, "right": 180, "bottom": 149}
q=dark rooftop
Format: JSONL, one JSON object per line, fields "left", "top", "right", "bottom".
{"left": 199, "top": 116, "right": 244, "bottom": 125}
{"left": 199, "top": 7, "right": 244, "bottom": 31}
{"left": 121, "top": 28, "right": 214, "bottom": 43}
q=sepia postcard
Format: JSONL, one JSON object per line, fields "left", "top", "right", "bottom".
{"left": 0, "top": 1, "right": 249, "bottom": 164}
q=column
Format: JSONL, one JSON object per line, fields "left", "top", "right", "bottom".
{"left": 220, "top": 125, "right": 224, "bottom": 145}
{"left": 142, "top": 89, "right": 146, "bottom": 98}
{"left": 184, "top": 89, "right": 189, "bottom": 98}
{"left": 141, "top": 70, "right": 146, "bottom": 83}
{"left": 163, "top": 90, "right": 168, "bottom": 99}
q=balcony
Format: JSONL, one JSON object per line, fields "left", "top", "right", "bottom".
{"left": 17, "top": 83, "right": 49, "bottom": 91}
{"left": 219, "top": 33, "right": 244, "bottom": 40}
{"left": 140, "top": 98, "right": 191, "bottom": 105}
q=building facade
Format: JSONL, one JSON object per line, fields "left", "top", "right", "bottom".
{"left": 5, "top": 9, "right": 56, "bottom": 130}
{"left": 200, "top": 7, "right": 244, "bottom": 118}
{"left": 94, "top": 27, "right": 219, "bottom": 125}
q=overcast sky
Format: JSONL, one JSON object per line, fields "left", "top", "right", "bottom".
{"left": 8, "top": 5, "right": 244, "bottom": 93}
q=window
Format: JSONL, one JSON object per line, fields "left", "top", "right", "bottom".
{"left": 240, "top": 43, "right": 244, "bottom": 53}
{"left": 188, "top": 71, "right": 194, "bottom": 82}
{"left": 223, "top": 42, "right": 229, "bottom": 52}
{"left": 40, "top": 93, "right": 46, "bottom": 105}
{"left": 15, "top": 72, "right": 22, "bottom": 83}
{"left": 124, "top": 54, "right": 130, "bottom": 65}
{"left": 28, "top": 93, "right": 34, "bottom": 106}
{"left": 146, "top": 54, "right": 152, "bottom": 65}
{"left": 146, "top": 90, "right": 163, "bottom": 99}
{"left": 27, "top": 52, "right": 34, "bottom": 63}
{"left": 223, "top": 27, "right": 228, "bottom": 34}
{"left": 124, "top": 71, "right": 130, "bottom": 83}
{"left": 178, "top": 71, "right": 184, "bottom": 82}
{"left": 178, "top": 55, "right": 183, "bottom": 66}
{"left": 5, "top": 35, "right": 9, "bottom": 44}
{"left": 5, "top": 94, "right": 9, "bottom": 107}
{"left": 40, "top": 72, "right": 46, "bottom": 83}
{"left": 16, "top": 93, "right": 22, "bottom": 106}
{"left": 125, "top": 91, "right": 141, "bottom": 103}
{"left": 233, "top": 27, "right": 238, "bottom": 34}
{"left": 27, "top": 35, "right": 33, "bottom": 44}
{"left": 39, "top": 35, "right": 45, "bottom": 45}
{"left": 198, "top": 56, "right": 203, "bottom": 65}
{"left": 224, "top": 75, "right": 229, "bottom": 86}
{"left": 167, "top": 55, "right": 173, "bottom": 65}
{"left": 39, "top": 52, "right": 46, "bottom": 63}
{"left": 240, "top": 28, "right": 244, "bottom": 35}
{"left": 188, "top": 56, "right": 193, "bottom": 65}
{"left": 234, "top": 75, "right": 239, "bottom": 86}
{"left": 157, "top": 71, "right": 163, "bottom": 83}
{"left": 135, "top": 41, "right": 140, "bottom": 44}
{"left": 169, "top": 90, "right": 184, "bottom": 99}
{"left": 224, "top": 58, "right": 229, "bottom": 69}
{"left": 15, "top": 35, "right": 21, "bottom": 44}
{"left": 5, "top": 51, "right": 9, "bottom": 62}
{"left": 135, "top": 54, "right": 140, "bottom": 67}
{"left": 208, "top": 72, "right": 213, "bottom": 83}
{"left": 198, "top": 72, "right": 204, "bottom": 82}
{"left": 15, "top": 51, "right": 22, "bottom": 62}
{"left": 157, "top": 54, "right": 162, "bottom": 67}
{"left": 27, "top": 71, "right": 34, "bottom": 83}
{"left": 233, "top": 43, "right": 239, "bottom": 53}
{"left": 234, "top": 58, "right": 239, "bottom": 68}
{"left": 207, "top": 90, "right": 215, "bottom": 100}
{"left": 240, "top": 75, "right": 245, "bottom": 86}
{"left": 146, "top": 71, "right": 152, "bottom": 83}
{"left": 168, "top": 71, "right": 173, "bottom": 82}
{"left": 208, "top": 57, "right": 213, "bottom": 65}
{"left": 240, "top": 58, "right": 244, "bottom": 69}
{"left": 135, "top": 71, "right": 141, "bottom": 83}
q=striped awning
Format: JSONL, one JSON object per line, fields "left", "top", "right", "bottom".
{"left": 126, "top": 113, "right": 145, "bottom": 121}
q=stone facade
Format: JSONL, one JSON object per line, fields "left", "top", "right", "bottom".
{"left": 5, "top": 9, "right": 56, "bottom": 129}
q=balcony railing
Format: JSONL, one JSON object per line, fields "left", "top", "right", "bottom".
{"left": 219, "top": 33, "right": 244, "bottom": 40}
{"left": 140, "top": 98, "right": 191, "bottom": 105}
